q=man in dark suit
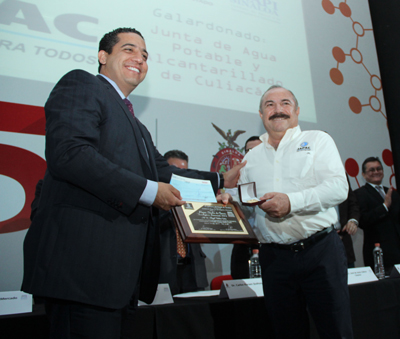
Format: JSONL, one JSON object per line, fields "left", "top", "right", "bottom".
{"left": 22, "top": 27, "right": 243, "bottom": 338}
{"left": 354, "top": 157, "right": 400, "bottom": 274}
{"left": 30, "top": 179, "right": 43, "bottom": 221}
{"left": 158, "top": 150, "right": 208, "bottom": 294}
{"left": 337, "top": 176, "right": 360, "bottom": 268}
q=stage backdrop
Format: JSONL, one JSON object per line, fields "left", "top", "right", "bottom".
{"left": 0, "top": 0, "right": 393, "bottom": 291}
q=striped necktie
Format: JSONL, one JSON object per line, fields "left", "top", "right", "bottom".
{"left": 176, "top": 226, "right": 187, "bottom": 258}
{"left": 376, "top": 185, "right": 385, "bottom": 199}
{"left": 123, "top": 98, "right": 135, "bottom": 117}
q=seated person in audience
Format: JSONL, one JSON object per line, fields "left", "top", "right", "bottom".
{"left": 158, "top": 150, "right": 208, "bottom": 294}
{"left": 230, "top": 136, "right": 262, "bottom": 279}
{"left": 335, "top": 175, "right": 360, "bottom": 268}
{"left": 354, "top": 157, "right": 400, "bottom": 275}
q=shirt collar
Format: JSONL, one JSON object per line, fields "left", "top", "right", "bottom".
{"left": 260, "top": 125, "right": 301, "bottom": 149}
{"left": 367, "top": 182, "right": 383, "bottom": 189}
{"left": 98, "top": 74, "right": 126, "bottom": 99}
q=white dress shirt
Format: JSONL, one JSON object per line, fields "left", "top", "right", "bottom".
{"left": 238, "top": 125, "right": 348, "bottom": 244}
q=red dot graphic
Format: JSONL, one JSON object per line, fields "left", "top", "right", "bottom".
{"left": 330, "top": 68, "right": 343, "bottom": 85}
{"left": 382, "top": 149, "right": 393, "bottom": 167}
{"left": 322, "top": 0, "right": 335, "bottom": 14}
{"left": 339, "top": 2, "right": 352, "bottom": 17}
{"left": 349, "top": 97, "right": 362, "bottom": 114}
{"left": 345, "top": 158, "right": 359, "bottom": 177}
{"left": 332, "top": 47, "right": 346, "bottom": 63}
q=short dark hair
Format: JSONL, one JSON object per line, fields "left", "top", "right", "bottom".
{"left": 259, "top": 85, "right": 299, "bottom": 111}
{"left": 98, "top": 27, "right": 144, "bottom": 72}
{"left": 362, "top": 157, "right": 382, "bottom": 173}
{"left": 245, "top": 136, "right": 261, "bottom": 154}
{"left": 164, "top": 150, "right": 189, "bottom": 162}
{"left": 245, "top": 136, "right": 260, "bottom": 148}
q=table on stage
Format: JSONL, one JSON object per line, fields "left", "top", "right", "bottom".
{"left": 2, "top": 277, "right": 400, "bottom": 339}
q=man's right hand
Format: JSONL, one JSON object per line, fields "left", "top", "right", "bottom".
{"left": 259, "top": 192, "right": 291, "bottom": 218}
{"left": 223, "top": 161, "right": 247, "bottom": 188}
{"left": 153, "top": 182, "right": 185, "bottom": 211}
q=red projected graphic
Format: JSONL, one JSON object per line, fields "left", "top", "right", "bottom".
{"left": 382, "top": 149, "right": 396, "bottom": 189}
{"left": 0, "top": 101, "right": 47, "bottom": 234}
{"left": 0, "top": 101, "right": 46, "bottom": 135}
{"left": 344, "top": 158, "right": 360, "bottom": 187}
{"left": 0, "top": 145, "right": 47, "bottom": 234}
{"left": 322, "top": 0, "right": 385, "bottom": 119}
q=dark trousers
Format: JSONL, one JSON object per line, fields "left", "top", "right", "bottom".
{"left": 259, "top": 231, "right": 353, "bottom": 339}
{"left": 173, "top": 260, "right": 201, "bottom": 295}
{"left": 45, "top": 298, "right": 128, "bottom": 339}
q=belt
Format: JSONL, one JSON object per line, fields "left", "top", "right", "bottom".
{"left": 264, "top": 225, "right": 334, "bottom": 252}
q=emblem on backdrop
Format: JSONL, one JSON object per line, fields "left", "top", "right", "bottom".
{"left": 210, "top": 123, "right": 245, "bottom": 174}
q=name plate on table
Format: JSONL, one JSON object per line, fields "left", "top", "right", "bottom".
{"left": 138, "top": 284, "right": 174, "bottom": 306}
{"left": 0, "top": 291, "right": 32, "bottom": 316}
{"left": 219, "top": 278, "right": 263, "bottom": 299}
{"left": 347, "top": 267, "right": 378, "bottom": 285}
{"left": 389, "top": 264, "right": 400, "bottom": 278}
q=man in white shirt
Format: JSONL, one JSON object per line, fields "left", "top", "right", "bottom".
{"left": 222, "top": 85, "right": 352, "bottom": 338}
{"left": 354, "top": 157, "right": 400, "bottom": 274}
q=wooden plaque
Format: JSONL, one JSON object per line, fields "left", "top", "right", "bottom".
{"left": 171, "top": 202, "right": 258, "bottom": 244}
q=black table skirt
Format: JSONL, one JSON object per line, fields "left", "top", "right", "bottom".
{"left": 2, "top": 278, "right": 400, "bottom": 339}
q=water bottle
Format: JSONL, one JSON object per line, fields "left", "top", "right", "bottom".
{"left": 249, "top": 249, "right": 261, "bottom": 278}
{"left": 373, "top": 243, "right": 385, "bottom": 279}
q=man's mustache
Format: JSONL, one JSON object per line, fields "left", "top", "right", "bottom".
{"left": 269, "top": 113, "right": 290, "bottom": 120}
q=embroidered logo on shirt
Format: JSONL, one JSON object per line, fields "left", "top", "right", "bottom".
{"left": 297, "top": 142, "right": 311, "bottom": 152}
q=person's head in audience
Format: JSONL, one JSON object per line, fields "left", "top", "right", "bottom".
{"left": 362, "top": 157, "right": 384, "bottom": 185}
{"left": 164, "top": 150, "right": 189, "bottom": 169}
{"left": 244, "top": 136, "right": 262, "bottom": 154}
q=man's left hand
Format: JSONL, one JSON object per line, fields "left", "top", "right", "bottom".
{"left": 223, "top": 161, "right": 246, "bottom": 188}
{"left": 216, "top": 193, "right": 246, "bottom": 219}
{"left": 342, "top": 220, "right": 358, "bottom": 235}
{"left": 259, "top": 192, "right": 291, "bottom": 218}
{"left": 216, "top": 193, "right": 232, "bottom": 205}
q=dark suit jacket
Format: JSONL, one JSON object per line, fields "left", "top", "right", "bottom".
{"left": 30, "top": 179, "right": 43, "bottom": 221}
{"left": 354, "top": 183, "right": 400, "bottom": 270}
{"left": 158, "top": 211, "right": 208, "bottom": 293}
{"left": 22, "top": 70, "right": 220, "bottom": 308}
{"left": 338, "top": 182, "right": 360, "bottom": 264}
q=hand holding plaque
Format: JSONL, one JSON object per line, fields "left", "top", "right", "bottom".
{"left": 170, "top": 175, "right": 257, "bottom": 244}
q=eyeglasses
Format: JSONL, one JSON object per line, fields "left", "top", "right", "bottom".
{"left": 366, "top": 167, "right": 383, "bottom": 173}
